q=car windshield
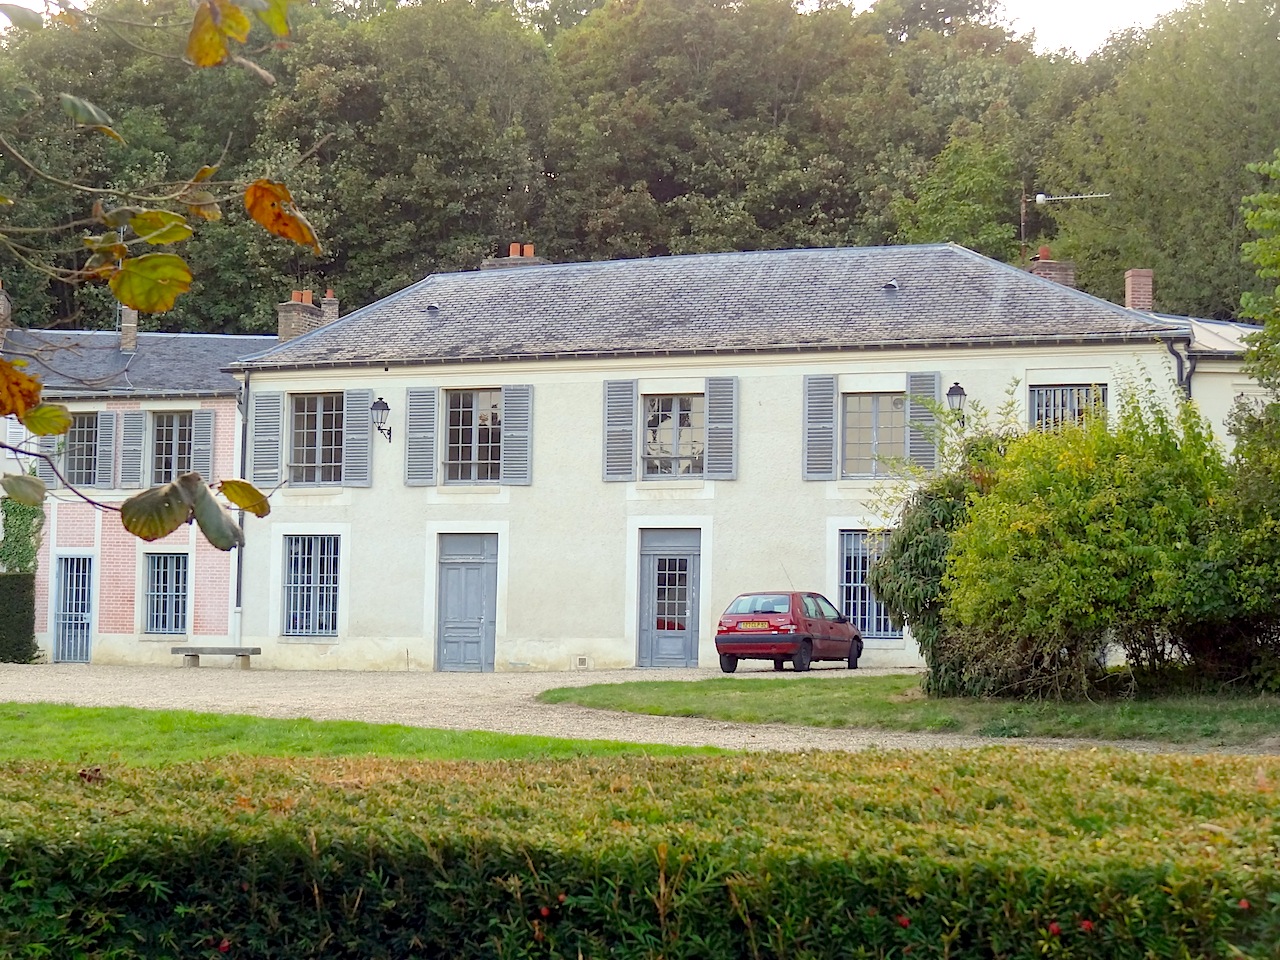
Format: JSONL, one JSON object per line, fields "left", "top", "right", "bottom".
{"left": 726, "top": 594, "right": 791, "bottom": 615}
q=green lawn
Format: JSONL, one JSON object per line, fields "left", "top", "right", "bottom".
{"left": 0, "top": 703, "right": 720, "bottom": 765}
{"left": 537, "top": 674, "right": 1280, "bottom": 746}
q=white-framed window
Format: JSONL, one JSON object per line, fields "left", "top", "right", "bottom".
{"left": 151, "top": 411, "right": 193, "bottom": 483}
{"left": 842, "top": 393, "right": 906, "bottom": 477}
{"left": 839, "top": 530, "right": 901, "bottom": 640}
{"left": 445, "top": 389, "right": 502, "bottom": 483}
{"left": 283, "top": 534, "right": 340, "bottom": 636}
{"left": 1030, "top": 384, "right": 1107, "bottom": 429}
{"left": 144, "top": 552, "right": 189, "bottom": 634}
{"left": 64, "top": 413, "right": 98, "bottom": 487}
{"left": 290, "top": 393, "right": 343, "bottom": 484}
{"left": 643, "top": 394, "right": 705, "bottom": 478}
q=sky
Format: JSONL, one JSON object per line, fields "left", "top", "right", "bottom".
{"left": 1001, "top": 0, "right": 1187, "bottom": 54}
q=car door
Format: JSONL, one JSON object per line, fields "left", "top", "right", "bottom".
{"left": 815, "top": 593, "right": 852, "bottom": 657}
{"left": 801, "top": 594, "right": 830, "bottom": 655}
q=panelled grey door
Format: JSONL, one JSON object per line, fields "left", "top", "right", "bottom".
{"left": 437, "top": 534, "right": 498, "bottom": 672}
{"left": 638, "top": 528, "right": 700, "bottom": 667}
{"left": 54, "top": 556, "right": 93, "bottom": 663}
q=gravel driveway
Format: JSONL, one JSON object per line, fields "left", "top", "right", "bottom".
{"left": 0, "top": 662, "right": 1252, "bottom": 754}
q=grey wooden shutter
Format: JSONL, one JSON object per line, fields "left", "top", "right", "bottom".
{"left": 94, "top": 411, "right": 116, "bottom": 488}
{"left": 342, "top": 388, "right": 374, "bottom": 488}
{"left": 35, "top": 435, "right": 58, "bottom": 487}
{"left": 191, "top": 409, "right": 215, "bottom": 480}
{"left": 500, "top": 384, "right": 533, "bottom": 486}
{"left": 603, "top": 379, "right": 638, "bottom": 482}
{"left": 5, "top": 416, "right": 25, "bottom": 448}
{"left": 405, "top": 388, "right": 438, "bottom": 486}
{"left": 802, "top": 375, "right": 837, "bottom": 480}
{"left": 704, "top": 376, "right": 738, "bottom": 480}
{"left": 249, "top": 392, "right": 283, "bottom": 487}
{"left": 120, "top": 411, "right": 146, "bottom": 489}
{"left": 907, "top": 371, "right": 941, "bottom": 471}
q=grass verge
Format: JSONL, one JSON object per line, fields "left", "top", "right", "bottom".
{"left": 537, "top": 673, "right": 1280, "bottom": 745}
{"left": 0, "top": 702, "right": 720, "bottom": 765}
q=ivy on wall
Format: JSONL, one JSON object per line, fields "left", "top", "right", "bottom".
{"left": 0, "top": 498, "right": 43, "bottom": 575}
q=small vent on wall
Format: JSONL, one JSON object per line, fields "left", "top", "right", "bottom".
{"left": 575, "top": 655, "right": 590, "bottom": 669}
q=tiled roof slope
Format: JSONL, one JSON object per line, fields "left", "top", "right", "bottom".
{"left": 236, "top": 244, "right": 1186, "bottom": 370}
{"left": 4, "top": 329, "right": 276, "bottom": 399}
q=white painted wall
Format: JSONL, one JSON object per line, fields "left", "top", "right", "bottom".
{"left": 230, "top": 339, "right": 1245, "bottom": 673}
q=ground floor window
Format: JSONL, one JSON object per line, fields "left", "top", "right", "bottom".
{"left": 839, "top": 530, "right": 901, "bottom": 640}
{"left": 283, "top": 534, "right": 340, "bottom": 636}
{"left": 145, "top": 553, "right": 188, "bottom": 634}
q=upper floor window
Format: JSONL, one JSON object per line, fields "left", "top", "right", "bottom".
{"left": 290, "top": 393, "right": 343, "bottom": 484}
{"left": 643, "top": 394, "right": 705, "bottom": 478}
{"left": 151, "top": 412, "right": 193, "bottom": 483}
{"left": 446, "top": 389, "right": 502, "bottom": 483}
{"left": 842, "top": 393, "right": 905, "bottom": 477}
{"left": 1030, "top": 384, "right": 1107, "bottom": 429}
{"left": 65, "top": 413, "right": 98, "bottom": 487}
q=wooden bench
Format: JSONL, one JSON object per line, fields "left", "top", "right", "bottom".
{"left": 172, "top": 646, "right": 262, "bottom": 669}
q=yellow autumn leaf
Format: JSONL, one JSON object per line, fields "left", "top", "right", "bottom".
{"left": 0, "top": 361, "right": 44, "bottom": 420}
{"left": 255, "top": 0, "right": 292, "bottom": 37}
{"left": 0, "top": 474, "right": 47, "bottom": 506}
{"left": 129, "top": 209, "right": 193, "bottom": 245}
{"left": 20, "top": 403, "right": 72, "bottom": 437}
{"left": 89, "top": 124, "right": 127, "bottom": 145}
{"left": 243, "top": 178, "right": 321, "bottom": 254}
{"left": 0, "top": 194, "right": 12, "bottom": 206}
{"left": 121, "top": 481, "right": 192, "bottom": 541}
{"left": 186, "top": 0, "right": 251, "bottom": 67}
{"left": 217, "top": 478, "right": 271, "bottom": 517}
{"left": 191, "top": 164, "right": 219, "bottom": 183}
{"left": 108, "top": 254, "right": 193, "bottom": 313}
{"left": 178, "top": 189, "right": 222, "bottom": 222}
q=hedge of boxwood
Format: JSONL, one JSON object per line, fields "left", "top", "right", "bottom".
{"left": 1, "top": 749, "right": 1278, "bottom": 959}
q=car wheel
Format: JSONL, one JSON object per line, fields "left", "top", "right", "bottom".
{"left": 719, "top": 653, "right": 739, "bottom": 674}
{"left": 847, "top": 637, "right": 862, "bottom": 669}
{"left": 792, "top": 640, "right": 812, "bottom": 672}
{"left": 772, "top": 658, "right": 785, "bottom": 672}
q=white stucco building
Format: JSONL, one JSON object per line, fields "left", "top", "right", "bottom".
{"left": 219, "top": 244, "right": 1258, "bottom": 672}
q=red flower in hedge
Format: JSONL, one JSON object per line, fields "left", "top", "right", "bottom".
{"left": 1047, "top": 922, "right": 1061, "bottom": 937}
{"left": 540, "top": 906, "right": 551, "bottom": 918}
{"left": 1239, "top": 899, "right": 1251, "bottom": 910}
{"left": 1080, "top": 920, "right": 1095, "bottom": 933}
{"left": 218, "top": 939, "right": 231, "bottom": 954}
{"left": 896, "top": 915, "right": 910, "bottom": 928}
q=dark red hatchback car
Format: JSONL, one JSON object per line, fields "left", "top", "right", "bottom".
{"left": 715, "top": 591, "right": 863, "bottom": 673}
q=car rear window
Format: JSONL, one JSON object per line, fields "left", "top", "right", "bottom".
{"left": 726, "top": 594, "right": 792, "bottom": 615}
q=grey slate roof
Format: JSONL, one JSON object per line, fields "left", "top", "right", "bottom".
{"left": 234, "top": 244, "right": 1188, "bottom": 371}
{"left": 3, "top": 329, "right": 276, "bottom": 400}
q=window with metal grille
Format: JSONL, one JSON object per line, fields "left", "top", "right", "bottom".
{"left": 145, "top": 553, "right": 188, "bottom": 634}
{"left": 445, "top": 389, "right": 502, "bottom": 483}
{"left": 1030, "top": 384, "right": 1107, "bottom": 429}
{"left": 842, "top": 393, "right": 906, "bottom": 477}
{"left": 151, "top": 412, "right": 193, "bottom": 483}
{"left": 839, "top": 530, "right": 900, "bottom": 639}
{"left": 643, "top": 394, "right": 704, "bottom": 477}
{"left": 64, "top": 413, "right": 98, "bottom": 487}
{"left": 283, "top": 535, "right": 340, "bottom": 636}
{"left": 290, "top": 394, "right": 343, "bottom": 484}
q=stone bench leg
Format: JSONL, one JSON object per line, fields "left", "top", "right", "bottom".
{"left": 235, "top": 654, "right": 252, "bottom": 670}
{"left": 182, "top": 654, "right": 201, "bottom": 668}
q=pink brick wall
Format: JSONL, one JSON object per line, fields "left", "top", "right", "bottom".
{"left": 34, "top": 508, "right": 50, "bottom": 633}
{"left": 193, "top": 537, "right": 231, "bottom": 635}
{"left": 97, "top": 513, "right": 138, "bottom": 633}
{"left": 55, "top": 503, "right": 96, "bottom": 548}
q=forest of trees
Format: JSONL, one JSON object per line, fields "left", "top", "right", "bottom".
{"left": 0, "top": 0, "right": 1277, "bottom": 334}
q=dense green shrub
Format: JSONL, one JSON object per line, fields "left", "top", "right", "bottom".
{"left": 945, "top": 388, "right": 1231, "bottom": 698}
{"left": 0, "top": 498, "right": 42, "bottom": 576}
{"left": 0, "top": 573, "right": 36, "bottom": 664}
{"left": 0, "top": 751, "right": 1277, "bottom": 959}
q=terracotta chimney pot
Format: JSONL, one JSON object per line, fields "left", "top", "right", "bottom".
{"left": 508, "top": 242, "right": 521, "bottom": 257}
{"left": 300, "top": 290, "right": 313, "bottom": 305}
{"left": 522, "top": 243, "right": 535, "bottom": 258}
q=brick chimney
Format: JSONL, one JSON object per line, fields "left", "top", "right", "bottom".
{"left": 120, "top": 306, "right": 138, "bottom": 353}
{"left": 1124, "top": 269, "right": 1154, "bottom": 311}
{"left": 480, "top": 241, "right": 549, "bottom": 270}
{"left": 276, "top": 290, "right": 325, "bottom": 342}
{"left": 321, "top": 288, "right": 339, "bottom": 325}
{"left": 1028, "top": 245, "right": 1077, "bottom": 288}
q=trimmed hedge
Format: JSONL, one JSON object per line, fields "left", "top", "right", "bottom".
{"left": 0, "top": 573, "right": 36, "bottom": 663}
{"left": 1, "top": 750, "right": 1279, "bottom": 958}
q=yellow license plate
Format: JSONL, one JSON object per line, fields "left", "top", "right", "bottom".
{"left": 738, "top": 621, "right": 768, "bottom": 630}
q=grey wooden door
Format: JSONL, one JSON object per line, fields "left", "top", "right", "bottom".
{"left": 54, "top": 556, "right": 93, "bottom": 663}
{"left": 638, "top": 529, "right": 700, "bottom": 667}
{"left": 437, "top": 534, "right": 497, "bottom": 672}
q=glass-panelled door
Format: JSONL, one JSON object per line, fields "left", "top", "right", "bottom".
{"left": 54, "top": 556, "right": 93, "bottom": 663}
{"left": 637, "top": 528, "right": 701, "bottom": 667}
